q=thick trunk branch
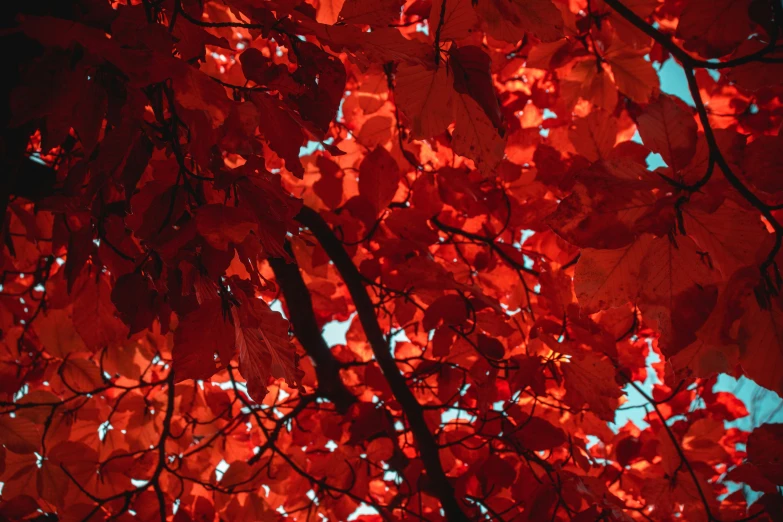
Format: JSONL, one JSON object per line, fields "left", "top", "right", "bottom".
{"left": 297, "top": 206, "right": 471, "bottom": 522}
{"left": 268, "top": 244, "right": 357, "bottom": 413}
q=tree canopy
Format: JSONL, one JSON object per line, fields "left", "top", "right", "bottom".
{"left": 1, "top": 0, "right": 783, "bottom": 520}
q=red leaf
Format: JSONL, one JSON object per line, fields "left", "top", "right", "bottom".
{"left": 604, "top": 41, "right": 659, "bottom": 103}
{"left": 569, "top": 109, "right": 617, "bottom": 163}
{"left": 395, "top": 62, "right": 454, "bottom": 139}
{"left": 561, "top": 350, "right": 623, "bottom": 421}
{"left": 616, "top": 436, "right": 642, "bottom": 467}
{"left": 120, "top": 133, "right": 154, "bottom": 206}
{"left": 111, "top": 273, "right": 159, "bottom": 336}
{"left": 739, "top": 296, "right": 783, "bottom": 397}
{"left": 340, "top": 0, "right": 405, "bottom": 26}
{"left": 0, "top": 416, "right": 40, "bottom": 454}
{"left": 359, "top": 146, "right": 402, "bottom": 213}
{"left": 513, "top": 416, "right": 566, "bottom": 451}
{"left": 748, "top": 423, "right": 783, "bottom": 485}
{"left": 430, "top": 0, "right": 478, "bottom": 42}
{"left": 742, "top": 134, "right": 783, "bottom": 195}
{"left": 675, "top": 0, "right": 753, "bottom": 58}
{"left": 449, "top": 46, "right": 504, "bottom": 133}
{"left": 195, "top": 204, "right": 259, "bottom": 251}
{"left": 60, "top": 357, "right": 103, "bottom": 393}
{"left": 72, "top": 273, "right": 127, "bottom": 351}
{"left": 422, "top": 294, "right": 469, "bottom": 331}
{"left": 251, "top": 92, "right": 306, "bottom": 178}
{"left": 313, "top": 156, "right": 345, "bottom": 209}
{"left": 231, "top": 286, "right": 302, "bottom": 401}
{"left": 33, "top": 309, "right": 88, "bottom": 358}
{"left": 173, "top": 299, "right": 235, "bottom": 382}
{"left": 636, "top": 94, "right": 697, "bottom": 175}
{"left": 575, "top": 234, "right": 654, "bottom": 313}
{"left": 476, "top": 0, "right": 564, "bottom": 43}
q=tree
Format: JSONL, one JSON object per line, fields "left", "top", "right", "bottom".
{"left": 1, "top": 0, "right": 782, "bottom": 520}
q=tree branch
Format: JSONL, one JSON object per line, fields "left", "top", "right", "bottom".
{"left": 605, "top": 0, "right": 783, "bottom": 295}
{"left": 430, "top": 215, "right": 540, "bottom": 277}
{"left": 602, "top": 0, "right": 780, "bottom": 70}
{"left": 622, "top": 375, "right": 718, "bottom": 521}
{"left": 268, "top": 244, "right": 357, "bottom": 413}
{"left": 297, "top": 206, "right": 472, "bottom": 522}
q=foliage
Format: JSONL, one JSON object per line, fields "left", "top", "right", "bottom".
{"left": 1, "top": 0, "right": 783, "bottom": 520}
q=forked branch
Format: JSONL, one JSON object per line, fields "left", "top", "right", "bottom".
{"left": 604, "top": 0, "right": 783, "bottom": 297}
